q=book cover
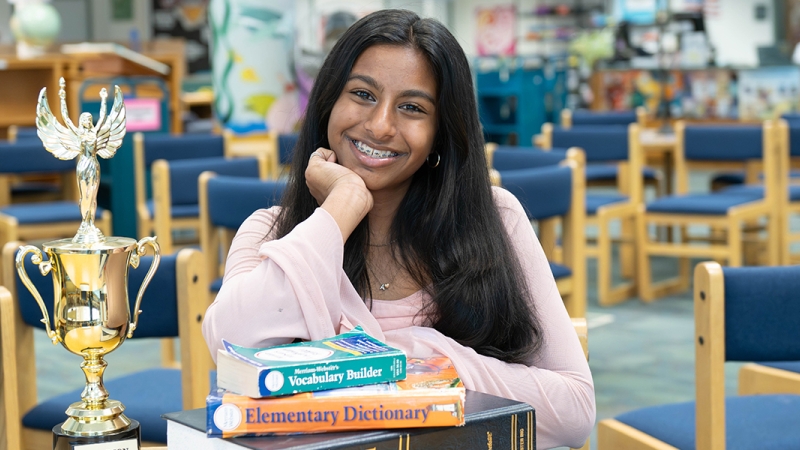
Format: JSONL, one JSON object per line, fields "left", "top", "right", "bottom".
{"left": 218, "top": 327, "right": 406, "bottom": 398}
{"left": 207, "top": 356, "right": 465, "bottom": 437}
{"left": 164, "top": 390, "right": 535, "bottom": 450}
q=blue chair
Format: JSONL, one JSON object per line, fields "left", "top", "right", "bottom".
{"left": 0, "top": 244, "right": 213, "bottom": 447}
{"left": 494, "top": 148, "right": 586, "bottom": 317}
{"left": 199, "top": 173, "right": 287, "bottom": 294}
{"left": 539, "top": 124, "right": 647, "bottom": 306}
{"left": 719, "top": 120, "right": 800, "bottom": 266}
{"left": 598, "top": 262, "right": 800, "bottom": 449}
{"left": 560, "top": 108, "right": 644, "bottom": 128}
{"left": 711, "top": 112, "right": 800, "bottom": 190}
{"left": 487, "top": 144, "right": 569, "bottom": 172}
{"left": 151, "top": 156, "right": 267, "bottom": 255}
{"left": 133, "top": 132, "right": 228, "bottom": 239}
{"left": 278, "top": 132, "right": 299, "bottom": 167}
{"left": 542, "top": 122, "right": 660, "bottom": 187}
{"left": 636, "top": 121, "right": 780, "bottom": 302}
{"left": 0, "top": 141, "right": 112, "bottom": 253}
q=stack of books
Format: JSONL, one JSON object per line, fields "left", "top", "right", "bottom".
{"left": 206, "top": 327, "right": 466, "bottom": 438}
{"left": 163, "top": 327, "right": 536, "bottom": 449}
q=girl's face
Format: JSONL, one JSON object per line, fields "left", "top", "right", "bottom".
{"left": 327, "top": 44, "right": 438, "bottom": 197}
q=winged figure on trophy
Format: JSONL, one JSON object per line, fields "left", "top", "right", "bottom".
{"left": 36, "top": 77, "right": 126, "bottom": 244}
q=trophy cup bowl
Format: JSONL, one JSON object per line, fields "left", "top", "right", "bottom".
{"left": 15, "top": 77, "right": 161, "bottom": 449}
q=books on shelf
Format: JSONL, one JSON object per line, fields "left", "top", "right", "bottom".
{"left": 207, "top": 356, "right": 465, "bottom": 437}
{"left": 164, "top": 390, "right": 535, "bottom": 450}
{"left": 217, "top": 327, "right": 406, "bottom": 398}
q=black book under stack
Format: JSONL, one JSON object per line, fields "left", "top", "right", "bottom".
{"left": 163, "top": 390, "right": 535, "bottom": 449}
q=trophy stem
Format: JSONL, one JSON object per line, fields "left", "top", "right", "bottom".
{"left": 80, "top": 354, "right": 109, "bottom": 407}
{"left": 62, "top": 354, "right": 131, "bottom": 436}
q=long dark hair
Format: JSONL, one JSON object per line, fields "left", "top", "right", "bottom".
{"left": 274, "top": 9, "right": 542, "bottom": 364}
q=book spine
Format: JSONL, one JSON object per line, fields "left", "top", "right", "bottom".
{"left": 257, "top": 352, "right": 406, "bottom": 397}
{"left": 207, "top": 389, "right": 466, "bottom": 437}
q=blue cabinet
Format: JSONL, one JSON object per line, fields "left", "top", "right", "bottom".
{"left": 476, "top": 58, "right": 567, "bottom": 146}
{"left": 476, "top": 61, "right": 546, "bottom": 146}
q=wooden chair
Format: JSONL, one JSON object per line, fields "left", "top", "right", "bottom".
{"left": 541, "top": 124, "right": 646, "bottom": 306}
{"left": 541, "top": 121, "right": 661, "bottom": 192}
{"left": 598, "top": 262, "right": 800, "bottom": 449}
{"left": 493, "top": 148, "right": 587, "bottom": 317}
{"left": 151, "top": 155, "right": 267, "bottom": 254}
{"left": 198, "top": 172, "right": 286, "bottom": 295}
{"left": 133, "top": 132, "right": 228, "bottom": 240}
{"left": 732, "top": 120, "right": 800, "bottom": 396}
{"left": 0, "top": 243, "right": 214, "bottom": 449}
{"left": 775, "top": 120, "right": 800, "bottom": 265}
{"left": 635, "top": 121, "right": 780, "bottom": 302}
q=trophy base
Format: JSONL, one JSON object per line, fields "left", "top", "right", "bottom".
{"left": 53, "top": 419, "right": 140, "bottom": 450}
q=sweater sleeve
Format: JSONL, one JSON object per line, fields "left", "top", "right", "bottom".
{"left": 201, "top": 207, "right": 383, "bottom": 362}
{"left": 384, "top": 188, "right": 595, "bottom": 449}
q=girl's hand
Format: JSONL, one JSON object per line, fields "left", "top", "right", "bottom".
{"left": 305, "top": 148, "right": 373, "bottom": 241}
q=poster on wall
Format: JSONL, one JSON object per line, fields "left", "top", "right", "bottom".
{"left": 209, "top": 0, "right": 296, "bottom": 134}
{"left": 738, "top": 67, "right": 800, "bottom": 121}
{"left": 475, "top": 5, "right": 516, "bottom": 57}
{"left": 152, "top": 0, "right": 210, "bottom": 73}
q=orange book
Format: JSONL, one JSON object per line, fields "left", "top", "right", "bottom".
{"left": 207, "top": 356, "right": 465, "bottom": 438}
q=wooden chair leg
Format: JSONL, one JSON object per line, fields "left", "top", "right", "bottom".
{"left": 635, "top": 208, "right": 654, "bottom": 302}
{"left": 768, "top": 210, "right": 781, "bottom": 266}
{"left": 597, "top": 212, "right": 612, "bottom": 306}
{"left": 161, "top": 338, "right": 180, "bottom": 369}
{"left": 620, "top": 216, "right": 635, "bottom": 279}
{"left": 781, "top": 210, "right": 791, "bottom": 266}
{"left": 677, "top": 225, "right": 691, "bottom": 292}
{"left": 728, "top": 217, "right": 743, "bottom": 267}
{"left": 742, "top": 218, "right": 760, "bottom": 265}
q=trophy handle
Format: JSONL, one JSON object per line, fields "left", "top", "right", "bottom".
{"left": 15, "top": 245, "right": 59, "bottom": 344}
{"left": 127, "top": 236, "right": 161, "bottom": 338}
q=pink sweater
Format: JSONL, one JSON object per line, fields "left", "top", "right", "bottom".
{"left": 202, "top": 187, "right": 595, "bottom": 448}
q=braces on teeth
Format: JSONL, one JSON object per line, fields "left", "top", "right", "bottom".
{"left": 354, "top": 139, "right": 398, "bottom": 158}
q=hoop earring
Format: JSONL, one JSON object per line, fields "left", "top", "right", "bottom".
{"left": 427, "top": 152, "right": 440, "bottom": 168}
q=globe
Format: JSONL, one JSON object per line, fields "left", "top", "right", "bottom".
{"left": 10, "top": 3, "right": 61, "bottom": 47}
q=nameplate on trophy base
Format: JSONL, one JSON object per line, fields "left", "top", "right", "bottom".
{"left": 52, "top": 418, "right": 141, "bottom": 450}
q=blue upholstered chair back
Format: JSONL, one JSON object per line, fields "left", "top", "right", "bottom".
{"left": 492, "top": 146, "right": 568, "bottom": 171}
{"left": 143, "top": 133, "right": 224, "bottom": 165}
{"left": 722, "top": 265, "right": 800, "bottom": 362}
{"left": 781, "top": 112, "right": 800, "bottom": 128}
{"left": 500, "top": 165, "right": 572, "bottom": 220}
{"left": 683, "top": 125, "right": 763, "bottom": 161}
{"left": 16, "top": 251, "right": 180, "bottom": 338}
{"left": 571, "top": 109, "right": 637, "bottom": 126}
{"left": 168, "top": 157, "right": 261, "bottom": 206}
{"left": 551, "top": 126, "right": 629, "bottom": 162}
{"left": 278, "top": 133, "right": 299, "bottom": 165}
{"left": 207, "top": 176, "right": 286, "bottom": 229}
{"left": 0, "top": 141, "right": 76, "bottom": 174}
{"left": 10, "top": 127, "right": 40, "bottom": 142}
{"left": 788, "top": 125, "right": 800, "bottom": 158}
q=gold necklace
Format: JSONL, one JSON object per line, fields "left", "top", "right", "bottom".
{"left": 367, "top": 260, "right": 400, "bottom": 291}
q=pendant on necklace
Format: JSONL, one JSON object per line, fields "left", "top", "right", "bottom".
{"left": 379, "top": 283, "right": 390, "bottom": 291}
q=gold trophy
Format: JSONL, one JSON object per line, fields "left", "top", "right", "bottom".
{"left": 16, "top": 78, "right": 160, "bottom": 449}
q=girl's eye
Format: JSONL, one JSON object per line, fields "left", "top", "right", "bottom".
{"left": 400, "top": 104, "right": 424, "bottom": 113}
{"left": 353, "top": 90, "right": 374, "bottom": 101}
